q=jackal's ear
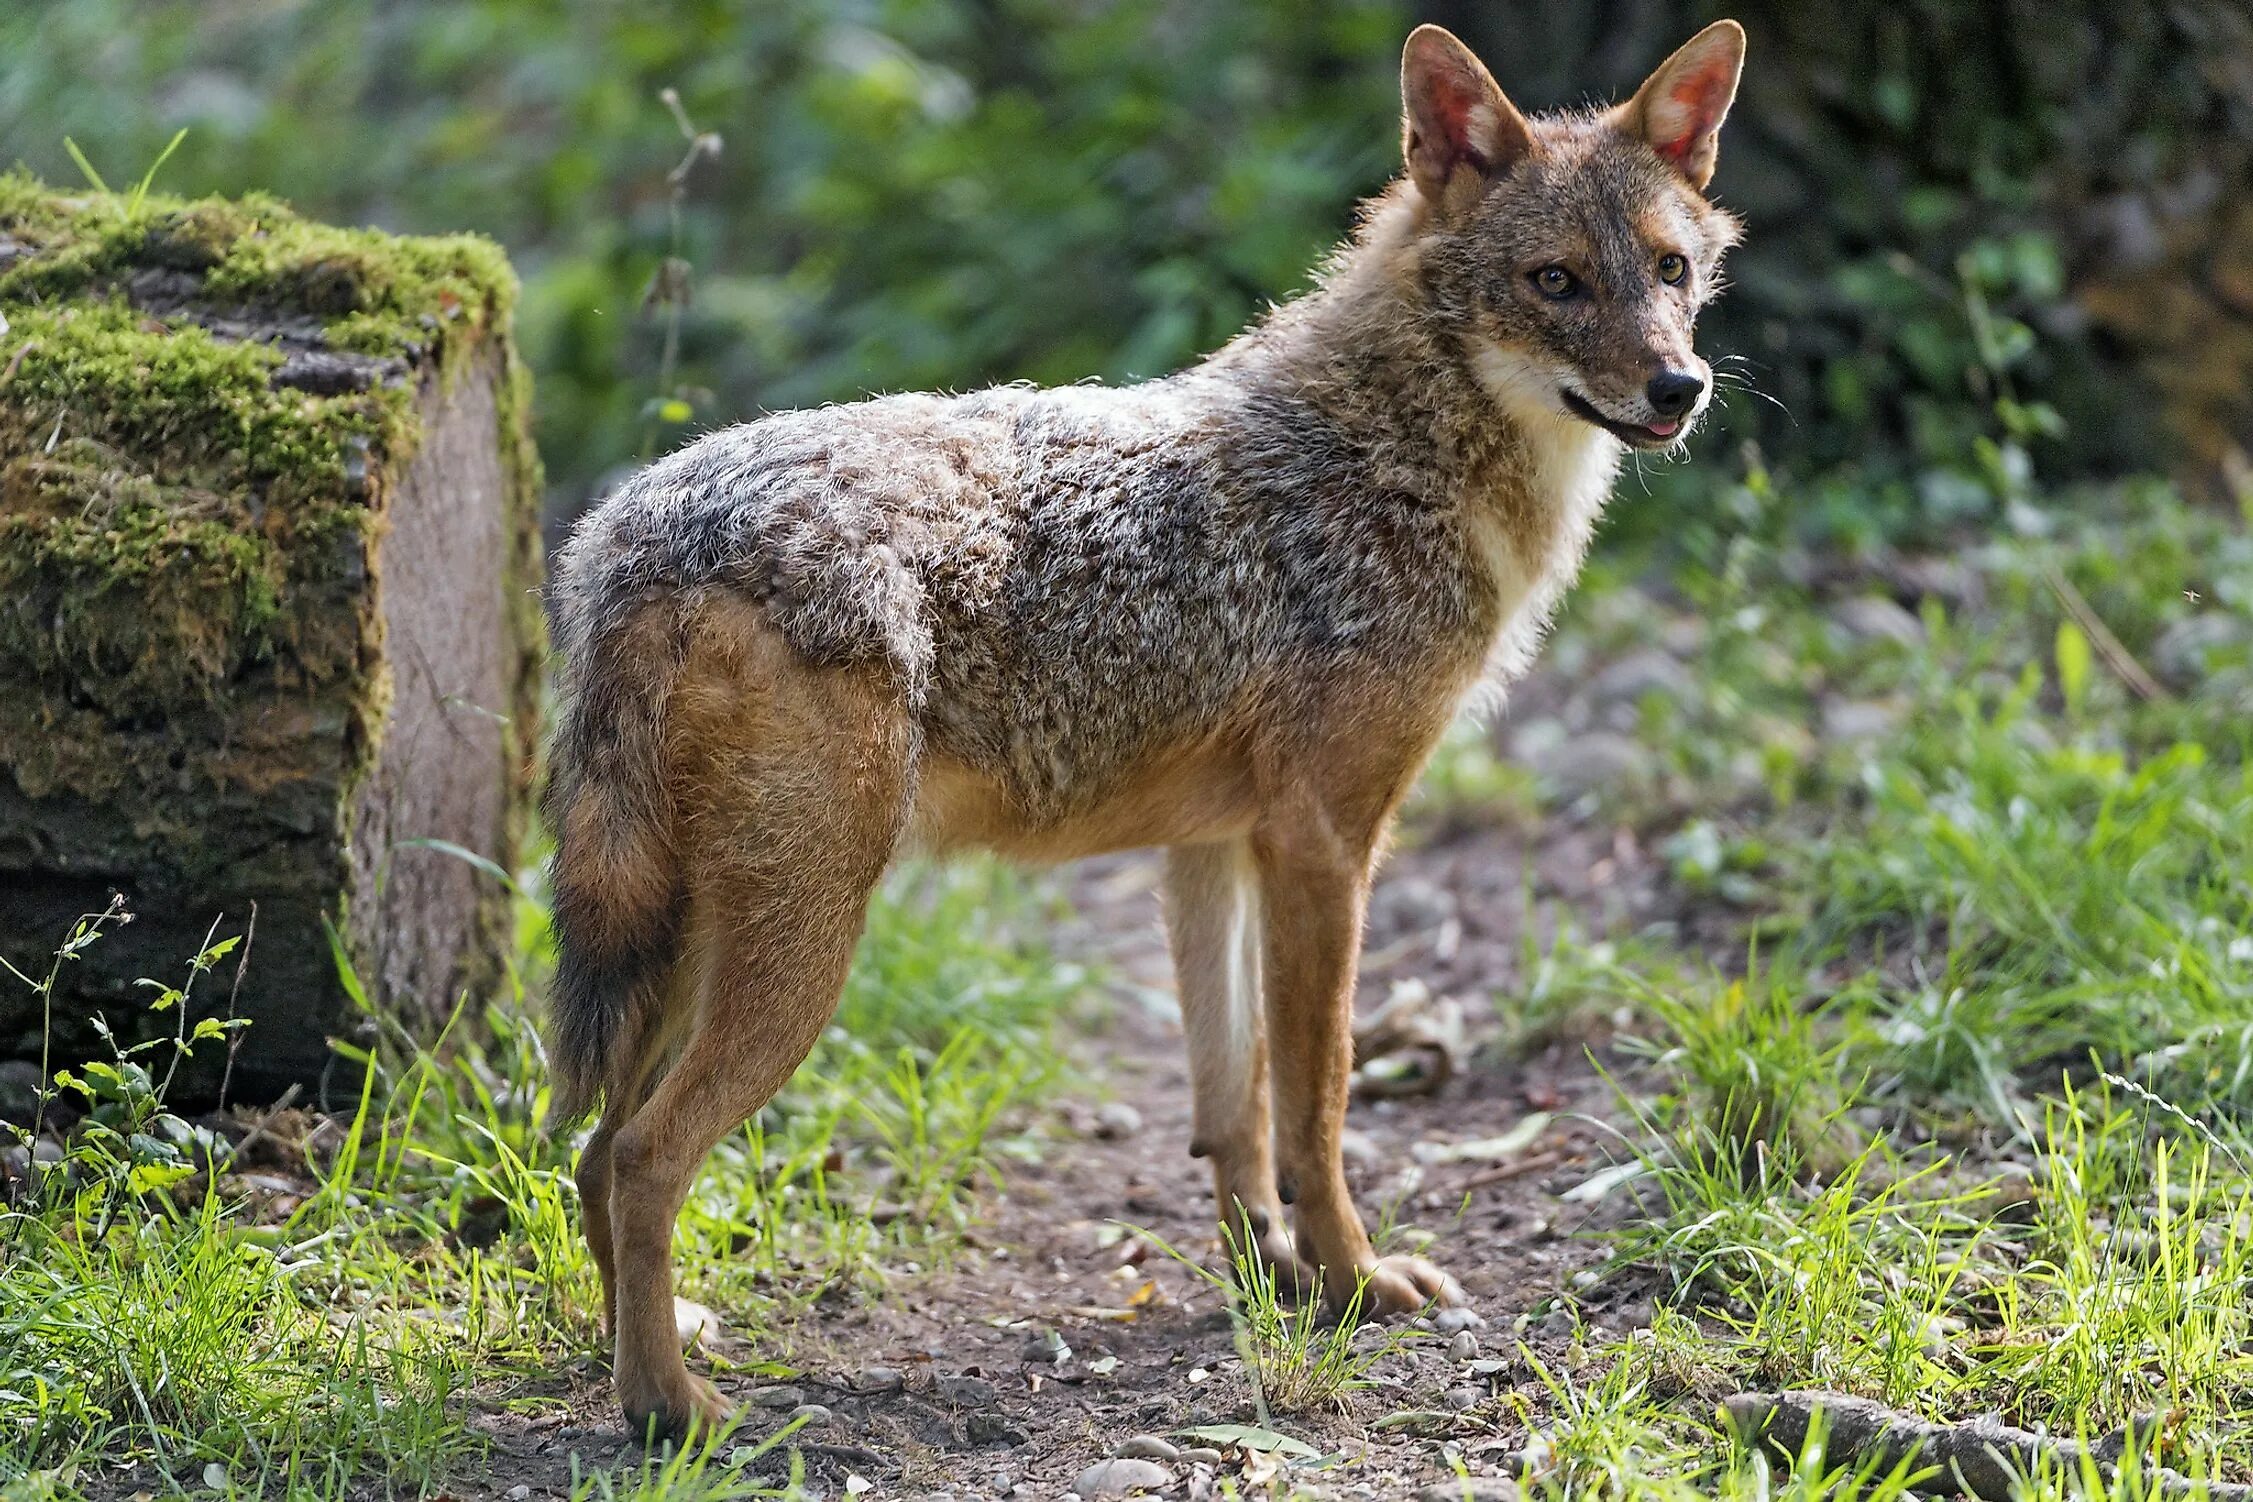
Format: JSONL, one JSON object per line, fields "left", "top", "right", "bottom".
{"left": 1620, "top": 20, "right": 1745, "bottom": 190}
{"left": 1401, "top": 25, "right": 1531, "bottom": 203}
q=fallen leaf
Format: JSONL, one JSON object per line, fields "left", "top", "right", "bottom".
{"left": 1562, "top": 1161, "right": 1648, "bottom": 1203}
{"left": 1412, "top": 1113, "right": 1553, "bottom": 1165}
{"left": 1175, "top": 1423, "right": 1320, "bottom": 1458}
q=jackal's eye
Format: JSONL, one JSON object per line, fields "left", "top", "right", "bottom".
{"left": 1532, "top": 265, "right": 1578, "bottom": 300}
{"left": 1657, "top": 253, "right": 1689, "bottom": 286}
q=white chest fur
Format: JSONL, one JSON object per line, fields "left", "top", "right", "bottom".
{"left": 1462, "top": 343, "right": 1623, "bottom": 705}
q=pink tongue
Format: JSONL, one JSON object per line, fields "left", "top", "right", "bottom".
{"left": 1647, "top": 419, "right": 1681, "bottom": 438}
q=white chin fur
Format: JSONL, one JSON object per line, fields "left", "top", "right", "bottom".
{"left": 1469, "top": 346, "right": 1693, "bottom": 439}
{"left": 1466, "top": 342, "right": 1582, "bottom": 431}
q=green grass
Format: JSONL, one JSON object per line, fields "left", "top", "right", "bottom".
{"left": 1138, "top": 1214, "right": 1430, "bottom": 1419}
{"left": 1565, "top": 1082, "right": 2253, "bottom": 1488}
{"left": 0, "top": 858, "right": 1080, "bottom": 1498}
{"left": 1486, "top": 473, "right": 2253, "bottom": 1496}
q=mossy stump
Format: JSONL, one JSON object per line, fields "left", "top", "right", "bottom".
{"left": 0, "top": 175, "right": 542, "bottom": 1105}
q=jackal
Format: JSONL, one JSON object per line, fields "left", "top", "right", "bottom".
{"left": 547, "top": 20, "right": 1745, "bottom": 1437}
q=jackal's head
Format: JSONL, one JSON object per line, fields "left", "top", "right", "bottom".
{"left": 1399, "top": 22, "right": 1745, "bottom": 449}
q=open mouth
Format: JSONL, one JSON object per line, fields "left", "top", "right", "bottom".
{"left": 1560, "top": 390, "right": 1683, "bottom": 448}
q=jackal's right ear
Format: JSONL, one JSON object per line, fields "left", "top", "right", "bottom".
{"left": 1401, "top": 25, "right": 1531, "bottom": 204}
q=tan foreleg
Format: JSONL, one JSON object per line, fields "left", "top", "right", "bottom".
{"left": 1254, "top": 806, "right": 1462, "bottom": 1316}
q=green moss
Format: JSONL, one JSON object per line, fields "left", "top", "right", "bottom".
{"left": 0, "top": 483, "right": 283, "bottom": 709}
{"left": 0, "top": 171, "right": 516, "bottom": 360}
{"left": 213, "top": 221, "right": 518, "bottom": 354}
{"left": 0, "top": 300, "right": 413, "bottom": 506}
{"left": 0, "top": 171, "right": 530, "bottom": 713}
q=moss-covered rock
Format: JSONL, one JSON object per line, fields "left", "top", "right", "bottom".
{"left": 0, "top": 173, "right": 542, "bottom": 1104}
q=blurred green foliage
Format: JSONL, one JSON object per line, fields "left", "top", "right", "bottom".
{"left": 1, "top": 0, "right": 1403, "bottom": 510}
{"left": 6, "top": 1, "right": 2244, "bottom": 535}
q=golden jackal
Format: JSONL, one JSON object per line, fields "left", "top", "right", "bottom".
{"left": 547, "top": 20, "right": 1745, "bottom": 1437}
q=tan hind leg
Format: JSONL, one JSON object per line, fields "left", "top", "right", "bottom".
{"left": 1164, "top": 840, "right": 1303, "bottom": 1283}
{"left": 577, "top": 970, "right": 700, "bottom": 1335}
{"left": 606, "top": 619, "right": 911, "bottom": 1441}
{"left": 1254, "top": 808, "right": 1462, "bottom": 1316}
{"left": 576, "top": 1114, "right": 622, "bottom": 1333}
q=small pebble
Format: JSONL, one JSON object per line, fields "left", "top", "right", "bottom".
{"left": 937, "top": 1373, "right": 998, "bottom": 1406}
{"left": 1022, "top": 1328, "right": 1071, "bottom": 1365}
{"left": 787, "top": 1403, "right": 832, "bottom": 1428}
{"left": 857, "top": 1365, "right": 905, "bottom": 1393}
{"left": 1821, "top": 697, "right": 1906, "bottom": 745}
{"left": 1432, "top": 1307, "right": 1485, "bottom": 1335}
{"left": 1116, "top": 1435, "right": 1179, "bottom": 1462}
{"left": 1418, "top": 1479, "right": 1521, "bottom": 1502}
{"left": 1071, "top": 1458, "right": 1172, "bottom": 1498}
{"left": 1829, "top": 595, "right": 1925, "bottom": 648}
{"left": 1093, "top": 1102, "right": 1144, "bottom": 1140}
{"left": 1450, "top": 1330, "right": 1480, "bottom": 1362}
{"left": 748, "top": 1385, "right": 804, "bottom": 1409}
{"left": 506, "top": 1488, "right": 531, "bottom": 1501}
{"left": 967, "top": 1412, "right": 1027, "bottom": 1446}
{"left": 672, "top": 1296, "right": 722, "bottom": 1349}
{"left": 1177, "top": 1447, "right": 1224, "bottom": 1466}
{"left": 1443, "top": 1385, "right": 1484, "bottom": 1411}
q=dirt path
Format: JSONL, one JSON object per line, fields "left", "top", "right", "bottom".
{"left": 479, "top": 825, "right": 1681, "bottom": 1500}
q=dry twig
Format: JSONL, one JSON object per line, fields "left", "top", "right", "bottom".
{"left": 2043, "top": 562, "right": 2168, "bottom": 701}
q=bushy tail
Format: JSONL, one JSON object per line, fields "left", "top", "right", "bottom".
{"left": 543, "top": 594, "right": 687, "bottom": 1126}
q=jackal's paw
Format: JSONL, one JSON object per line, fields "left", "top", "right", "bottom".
{"left": 621, "top": 1370, "right": 735, "bottom": 1445}
{"left": 1353, "top": 1254, "right": 1465, "bottom": 1318}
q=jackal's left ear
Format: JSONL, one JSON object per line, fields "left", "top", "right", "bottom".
{"left": 1620, "top": 20, "right": 1745, "bottom": 190}
{"left": 1401, "top": 25, "right": 1532, "bottom": 203}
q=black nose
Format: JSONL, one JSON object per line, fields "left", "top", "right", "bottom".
{"left": 1647, "top": 371, "right": 1704, "bottom": 418}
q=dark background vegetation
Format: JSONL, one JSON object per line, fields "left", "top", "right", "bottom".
{"left": 6, "top": 0, "right": 2250, "bottom": 543}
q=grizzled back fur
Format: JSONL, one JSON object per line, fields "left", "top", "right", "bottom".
{"left": 544, "top": 21, "right": 1746, "bottom": 1120}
